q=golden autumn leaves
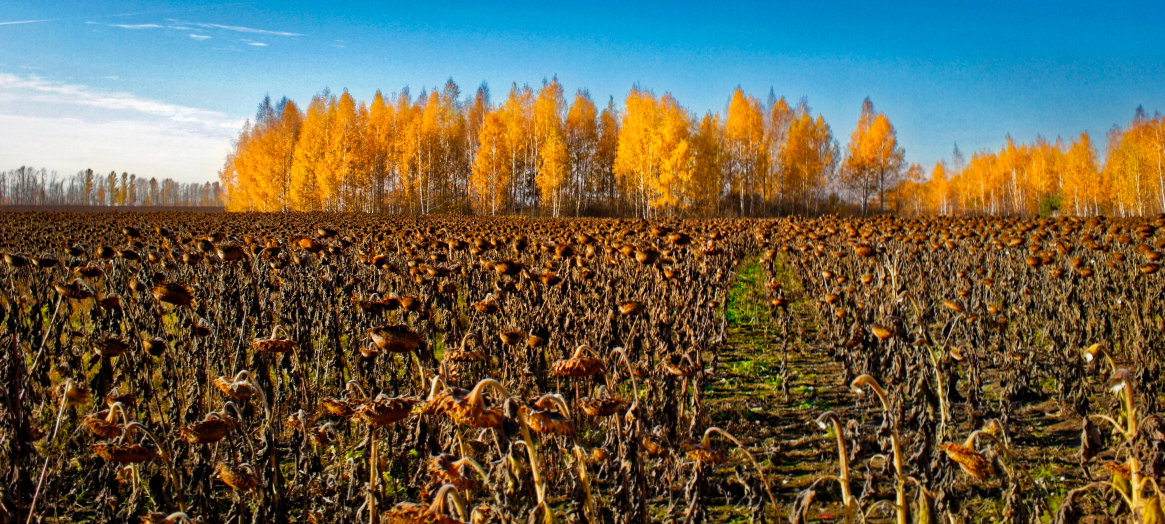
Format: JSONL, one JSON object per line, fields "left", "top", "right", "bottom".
{"left": 899, "top": 113, "right": 1165, "bottom": 217}
{"left": 220, "top": 81, "right": 843, "bottom": 217}
{"left": 842, "top": 98, "right": 904, "bottom": 216}
{"left": 222, "top": 77, "right": 1165, "bottom": 218}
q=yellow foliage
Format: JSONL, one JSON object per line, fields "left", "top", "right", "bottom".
{"left": 470, "top": 112, "right": 511, "bottom": 215}
{"left": 218, "top": 82, "right": 1165, "bottom": 218}
{"left": 537, "top": 127, "right": 568, "bottom": 216}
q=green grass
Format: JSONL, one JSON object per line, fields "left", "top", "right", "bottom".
{"left": 431, "top": 332, "right": 446, "bottom": 361}
{"left": 727, "top": 355, "right": 780, "bottom": 378}
{"left": 725, "top": 256, "right": 771, "bottom": 326}
{"left": 768, "top": 251, "right": 802, "bottom": 295}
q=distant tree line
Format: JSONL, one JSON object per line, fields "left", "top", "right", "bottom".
{"left": 221, "top": 78, "right": 1165, "bottom": 218}
{"left": 0, "top": 166, "right": 222, "bottom": 208}
{"left": 220, "top": 81, "right": 850, "bottom": 217}
{"left": 896, "top": 108, "right": 1165, "bottom": 217}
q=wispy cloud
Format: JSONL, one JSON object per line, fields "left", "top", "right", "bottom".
{"left": 101, "top": 19, "right": 303, "bottom": 40}
{"left": 0, "top": 19, "right": 55, "bottom": 26}
{"left": 3, "top": 6, "right": 233, "bottom": 28}
{"left": 0, "top": 72, "right": 242, "bottom": 181}
{"left": 109, "top": 23, "right": 163, "bottom": 29}
{"left": 0, "top": 73, "right": 241, "bottom": 132}
{"left": 3, "top": 7, "right": 301, "bottom": 41}
{"left": 247, "top": 42, "right": 267, "bottom": 47}
{"left": 185, "top": 22, "right": 301, "bottom": 37}
{"left": 0, "top": 113, "right": 233, "bottom": 182}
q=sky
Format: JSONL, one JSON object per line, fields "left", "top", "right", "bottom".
{"left": 0, "top": 0, "right": 1162, "bottom": 183}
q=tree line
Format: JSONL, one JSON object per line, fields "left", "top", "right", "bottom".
{"left": 0, "top": 166, "right": 223, "bottom": 208}
{"left": 895, "top": 108, "right": 1165, "bottom": 217}
{"left": 220, "top": 78, "right": 1164, "bottom": 217}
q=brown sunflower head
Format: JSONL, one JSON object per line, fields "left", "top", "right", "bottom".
{"left": 428, "top": 378, "right": 508, "bottom": 429}
{"left": 472, "top": 294, "right": 500, "bottom": 315}
{"left": 682, "top": 440, "right": 728, "bottom": 465}
{"left": 522, "top": 394, "right": 575, "bottom": 436}
{"left": 53, "top": 280, "right": 94, "bottom": 300}
{"left": 252, "top": 325, "right": 297, "bottom": 354}
{"left": 356, "top": 393, "right": 419, "bottom": 427}
{"left": 444, "top": 333, "right": 487, "bottom": 363}
{"left": 551, "top": 345, "right": 606, "bottom": 378}
{"left": 579, "top": 396, "right": 627, "bottom": 417}
{"left": 212, "top": 371, "right": 259, "bottom": 401}
{"left": 180, "top": 411, "right": 236, "bottom": 444}
{"left": 216, "top": 462, "right": 261, "bottom": 492}
{"left": 940, "top": 443, "right": 994, "bottom": 481}
{"left": 92, "top": 443, "right": 159, "bottom": 464}
{"left": 368, "top": 324, "right": 424, "bottom": 353}
{"left": 384, "top": 484, "right": 466, "bottom": 524}
{"left": 617, "top": 300, "right": 646, "bottom": 316}
{"left": 152, "top": 282, "right": 194, "bottom": 307}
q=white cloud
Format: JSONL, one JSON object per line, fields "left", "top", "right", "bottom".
{"left": 0, "top": 73, "right": 240, "bottom": 132}
{"left": 189, "top": 34, "right": 211, "bottom": 40}
{"left": 247, "top": 42, "right": 267, "bottom": 47}
{"left": 0, "top": 113, "right": 232, "bottom": 182}
{"left": 109, "top": 23, "right": 162, "bottom": 29}
{"left": 0, "top": 19, "right": 54, "bottom": 26}
{"left": 185, "top": 22, "right": 301, "bottom": 37}
{"left": 0, "top": 72, "right": 242, "bottom": 182}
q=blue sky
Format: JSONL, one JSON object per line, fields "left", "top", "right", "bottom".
{"left": 1, "top": 1, "right": 1162, "bottom": 183}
